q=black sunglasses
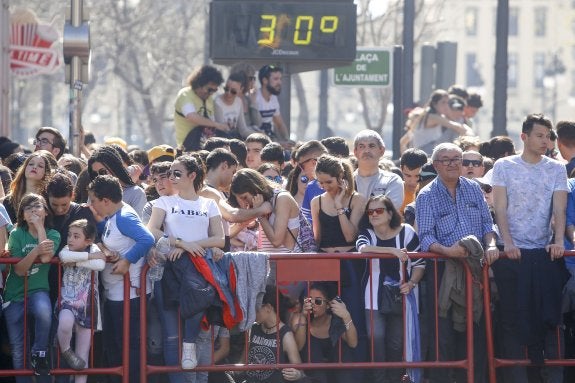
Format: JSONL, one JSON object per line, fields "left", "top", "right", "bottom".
{"left": 224, "top": 86, "right": 238, "bottom": 95}
{"left": 462, "top": 159, "right": 482, "bottom": 167}
{"left": 167, "top": 169, "right": 183, "bottom": 179}
{"left": 206, "top": 87, "right": 218, "bottom": 94}
{"left": 95, "top": 168, "right": 108, "bottom": 176}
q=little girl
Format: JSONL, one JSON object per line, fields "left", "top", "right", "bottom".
{"left": 3, "top": 193, "right": 60, "bottom": 382}
{"left": 57, "top": 219, "right": 105, "bottom": 381}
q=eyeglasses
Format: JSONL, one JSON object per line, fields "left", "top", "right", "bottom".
{"left": 224, "top": 86, "right": 238, "bottom": 95}
{"left": 300, "top": 175, "right": 309, "bottom": 184}
{"left": 167, "top": 169, "right": 183, "bottom": 179}
{"left": 265, "top": 175, "right": 283, "bottom": 184}
{"left": 94, "top": 168, "right": 108, "bottom": 176}
{"left": 434, "top": 158, "right": 462, "bottom": 166}
{"left": 310, "top": 298, "right": 327, "bottom": 306}
{"left": 24, "top": 203, "right": 44, "bottom": 212}
{"left": 33, "top": 137, "right": 54, "bottom": 147}
{"left": 298, "top": 157, "right": 317, "bottom": 169}
{"left": 462, "top": 159, "right": 482, "bottom": 167}
{"left": 152, "top": 174, "right": 168, "bottom": 184}
{"left": 206, "top": 87, "right": 218, "bottom": 94}
{"left": 367, "top": 207, "right": 387, "bottom": 216}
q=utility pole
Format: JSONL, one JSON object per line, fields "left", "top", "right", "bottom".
{"left": 63, "top": 0, "right": 90, "bottom": 156}
{"left": 492, "top": 0, "right": 509, "bottom": 137}
{"left": 0, "top": 0, "right": 9, "bottom": 137}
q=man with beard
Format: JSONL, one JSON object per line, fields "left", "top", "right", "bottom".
{"left": 353, "top": 129, "right": 404, "bottom": 209}
{"left": 255, "top": 64, "right": 291, "bottom": 146}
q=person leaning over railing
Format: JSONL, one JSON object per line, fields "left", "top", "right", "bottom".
{"left": 3, "top": 194, "right": 60, "bottom": 381}
{"left": 356, "top": 195, "right": 424, "bottom": 383}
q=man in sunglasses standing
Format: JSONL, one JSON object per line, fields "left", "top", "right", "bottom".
{"left": 460, "top": 150, "right": 485, "bottom": 179}
{"left": 174, "top": 65, "right": 230, "bottom": 152}
{"left": 416, "top": 142, "right": 498, "bottom": 383}
{"left": 492, "top": 114, "right": 569, "bottom": 383}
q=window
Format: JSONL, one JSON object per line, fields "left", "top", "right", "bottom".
{"left": 534, "top": 53, "right": 545, "bottom": 88}
{"left": 508, "top": 53, "right": 518, "bottom": 89}
{"left": 465, "top": 7, "right": 478, "bottom": 36}
{"left": 466, "top": 53, "right": 483, "bottom": 87}
{"left": 509, "top": 7, "right": 519, "bottom": 36}
{"left": 534, "top": 7, "right": 547, "bottom": 37}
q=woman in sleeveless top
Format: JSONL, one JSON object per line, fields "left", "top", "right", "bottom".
{"left": 310, "top": 154, "right": 366, "bottom": 254}
{"left": 229, "top": 168, "right": 300, "bottom": 253}
{"left": 410, "top": 89, "right": 472, "bottom": 155}
{"left": 291, "top": 282, "right": 357, "bottom": 383}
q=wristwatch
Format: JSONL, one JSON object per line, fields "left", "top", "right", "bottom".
{"left": 175, "top": 237, "right": 182, "bottom": 247}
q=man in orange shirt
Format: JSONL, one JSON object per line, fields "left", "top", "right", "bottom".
{"left": 399, "top": 148, "right": 428, "bottom": 214}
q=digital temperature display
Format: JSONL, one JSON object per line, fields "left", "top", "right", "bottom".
{"left": 210, "top": 1, "right": 357, "bottom": 62}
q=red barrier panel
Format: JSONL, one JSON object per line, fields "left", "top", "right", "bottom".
{"left": 0, "top": 257, "right": 130, "bottom": 383}
{"left": 484, "top": 251, "right": 575, "bottom": 383}
{"left": 138, "top": 251, "right": 478, "bottom": 383}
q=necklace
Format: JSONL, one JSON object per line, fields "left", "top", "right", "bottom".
{"left": 262, "top": 322, "right": 278, "bottom": 334}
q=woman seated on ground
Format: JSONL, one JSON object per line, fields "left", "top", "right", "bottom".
{"left": 290, "top": 282, "right": 357, "bottom": 383}
{"left": 228, "top": 285, "right": 306, "bottom": 383}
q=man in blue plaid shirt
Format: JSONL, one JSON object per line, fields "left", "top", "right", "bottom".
{"left": 416, "top": 142, "right": 498, "bottom": 383}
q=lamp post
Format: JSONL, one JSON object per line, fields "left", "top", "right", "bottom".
{"left": 543, "top": 53, "right": 565, "bottom": 123}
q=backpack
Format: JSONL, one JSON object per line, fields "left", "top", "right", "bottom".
{"left": 290, "top": 211, "right": 318, "bottom": 253}
{"left": 273, "top": 191, "right": 318, "bottom": 253}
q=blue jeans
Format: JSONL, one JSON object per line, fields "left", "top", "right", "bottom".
{"left": 4, "top": 290, "right": 52, "bottom": 383}
{"left": 103, "top": 297, "right": 144, "bottom": 383}
{"left": 365, "top": 309, "right": 403, "bottom": 383}
{"left": 153, "top": 280, "right": 202, "bottom": 383}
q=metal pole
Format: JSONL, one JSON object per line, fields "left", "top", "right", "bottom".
{"left": 277, "top": 63, "right": 291, "bottom": 139}
{"left": 318, "top": 69, "right": 328, "bottom": 139}
{"left": 69, "top": 0, "right": 83, "bottom": 157}
{"left": 0, "top": 0, "right": 10, "bottom": 137}
{"left": 402, "top": 0, "right": 415, "bottom": 109}
{"left": 392, "top": 46, "right": 403, "bottom": 160}
{"left": 492, "top": 0, "right": 509, "bottom": 137}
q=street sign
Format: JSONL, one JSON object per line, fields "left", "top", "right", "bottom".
{"left": 333, "top": 48, "right": 392, "bottom": 87}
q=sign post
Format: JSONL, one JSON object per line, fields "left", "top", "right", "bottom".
{"left": 333, "top": 48, "right": 392, "bottom": 87}
{"left": 63, "top": 0, "right": 90, "bottom": 157}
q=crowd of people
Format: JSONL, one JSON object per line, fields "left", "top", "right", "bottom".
{"left": 0, "top": 63, "right": 574, "bottom": 383}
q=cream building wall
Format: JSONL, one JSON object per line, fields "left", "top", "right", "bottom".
{"left": 423, "top": 0, "right": 575, "bottom": 140}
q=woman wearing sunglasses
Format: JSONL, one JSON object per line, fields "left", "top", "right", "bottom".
{"left": 356, "top": 195, "right": 425, "bottom": 383}
{"left": 147, "top": 154, "right": 225, "bottom": 375}
{"left": 215, "top": 72, "right": 258, "bottom": 140}
{"left": 87, "top": 145, "right": 147, "bottom": 218}
{"left": 290, "top": 282, "right": 357, "bottom": 383}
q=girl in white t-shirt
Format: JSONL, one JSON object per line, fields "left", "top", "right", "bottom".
{"left": 147, "top": 155, "right": 225, "bottom": 372}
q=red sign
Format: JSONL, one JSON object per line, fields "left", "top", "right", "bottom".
{"left": 10, "top": 9, "right": 61, "bottom": 77}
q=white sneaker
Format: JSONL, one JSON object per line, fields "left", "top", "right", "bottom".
{"left": 181, "top": 342, "right": 197, "bottom": 369}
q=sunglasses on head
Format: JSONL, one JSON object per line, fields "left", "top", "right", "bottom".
{"left": 167, "top": 169, "right": 183, "bottom": 179}
{"left": 462, "top": 159, "right": 482, "bottom": 167}
{"left": 224, "top": 86, "right": 238, "bottom": 95}
{"left": 367, "top": 207, "right": 387, "bottom": 216}
{"left": 298, "top": 157, "right": 317, "bottom": 169}
{"left": 265, "top": 175, "right": 283, "bottom": 184}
